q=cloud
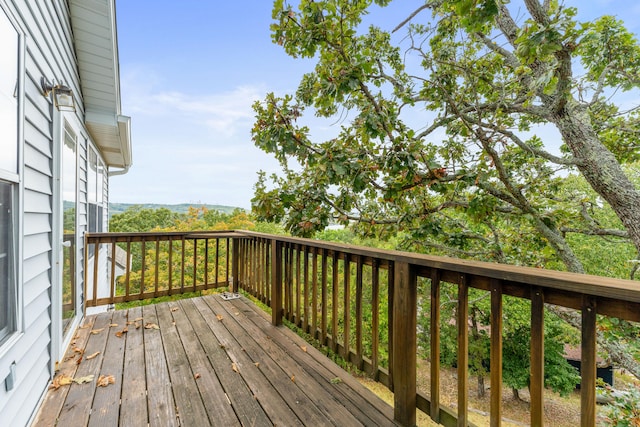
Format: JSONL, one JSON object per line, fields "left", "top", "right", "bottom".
{"left": 113, "top": 68, "right": 281, "bottom": 208}
{"left": 122, "top": 70, "right": 265, "bottom": 138}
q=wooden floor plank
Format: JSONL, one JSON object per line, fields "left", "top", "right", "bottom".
{"left": 118, "top": 306, "right": 148, "bottom": 427}
{"left": 88, "top": 309, "right": 128, "bottom": 427}
{"left": 56, "top": 311, "right": 114, "bottom": 427}
{"left": 32, "top": 295, "right": 396, "bottom": 427}
{"left": 142, "top": 304, "right": 178, "bottom": 427}
{"left": 170, "top": 300, "right": 240, "bottom": 426}
{"left": 208, "top": 294, "right": 363, "bottom": 427}
{"left": 232, "top": 297, "right": 397, "bottom": 425}
{"left": 32, "top": 315, "right": 97, "bottom": 426}
{"left": 156, "top": 301, "right": 211, "bottom": 426}
{"left": 188, "top": 297, "right": 294, "bottom": 426}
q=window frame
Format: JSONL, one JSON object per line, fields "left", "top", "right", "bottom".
{"left": 88, "top": 146, "right": 107, "bottom": 234}
{"left": 0, "top": 3, "right": 24, "bottom": 354}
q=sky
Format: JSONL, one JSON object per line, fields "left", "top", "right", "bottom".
{"left": 110, "top": 0, "right": 640, "bottom": 209}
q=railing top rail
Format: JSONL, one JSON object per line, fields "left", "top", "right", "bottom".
{"left": 235, "top": 230, "right": 640, "bottom": 304}
{"left": 85, "top": 229, "right": 640, "bottom": 304}
{"left": 86, "top": 230, "right": 238, "bottom": 239}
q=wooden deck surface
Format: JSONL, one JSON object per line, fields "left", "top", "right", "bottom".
{"left": 32, "top": 294, "right": 397, "bottom": 426}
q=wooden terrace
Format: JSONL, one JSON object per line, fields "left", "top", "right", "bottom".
{"left": 33, "top": 294, "right": 396, "bottom": 426}
{"left": 31, "top": 230, "right": 640, "bottom": 426}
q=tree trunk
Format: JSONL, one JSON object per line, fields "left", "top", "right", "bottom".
{"left": 478, "top": 375, "right": 486, "bottom": 398}
{"left": 512, "top": 388, "right": 521, "bottom": 401}
{"left": 530, "top": 215, "right": 585, "bottom": 273}
{"left": 552, "top": 103, "right": 640, "bottom": 264}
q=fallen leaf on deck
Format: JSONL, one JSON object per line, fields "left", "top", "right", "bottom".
{"left": 109, "top": 323, "right": 118, "bottom": 327}
{"left": 78, "top": 324, "right": 89, "bottom": 329}
{"left": 290, "top": 375, "right": 295, "bottom": 383}
{"left": 50, "top": 374, "right": 73, "bottom": 390}
{"left": 171, "top": 307, "right": 179, "bottom": 312}
{"left": 134, "top": 317, "right": 143, "bottom": 321}
{"left": 330, "top": 377, "right": 342, "bottom": 384}
{"left": 90, "top": 328, "right": 104, "bottom": 335}
{"left": 134, "top": 321, "right": 141, "bottom": 329}
{"left": 231, "top": 363, "right": 238, "bottom": 373}
{"left": 216, "top": 314, "right": 223, "bottom": 321}
{"left": 73, "top": 347, "right": 84, "bottom": 354}
{"left": 115, "top": 327, "right": 128, "bottom": 338}
{"left": 73, "top": 375, "right": 95, "bottom": 384}
{"left": 254, "top": 362, "right": 260, "bottom": 368}
{"left": 194, "top": 373, "right": 201, "bottom": 379}
{"left": 144, "top": 323, "right": 160, "bottom": 330}
{"left": 234, "top": 312, "right": 239, "bottom": 316}
{"left": 76, "top": 356, "right": 83, "bottom": 365}
{"left": 126, "top": 321, "right": 134, "bottom": 325}
{"left": 300, "top": 345, "right": 307, "bottom": 352}
{"left": 86, "top": 352, "right": 100, "bottom": 360}
{"left": 97, "top": 374, "right": 115, "bottom": 387}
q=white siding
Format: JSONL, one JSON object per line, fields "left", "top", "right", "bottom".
{"left": 0, "top": 0, "right": 117, "bottom": 425}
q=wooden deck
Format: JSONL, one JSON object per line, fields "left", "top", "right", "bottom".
{"left": 32, "top": 294, "right": 397, "bottom": 426}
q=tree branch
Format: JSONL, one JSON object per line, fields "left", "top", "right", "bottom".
{"left": 392, "top": 4, "right": 430, "bottom": 33}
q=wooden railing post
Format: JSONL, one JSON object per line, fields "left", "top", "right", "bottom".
{"left": 392, "top": 261, "right": 417, "bottom": 426}
{"left": 271, "top": 239, "right": 283, "bottom": 326}
{"left": 231, "top": 237, "right": 240, "bottom": 292}
{"left": 530, "top": 287, "right": 545, "bottom": 427}
{"left": 581, "top": 296, "right": 597, "bottom": 426}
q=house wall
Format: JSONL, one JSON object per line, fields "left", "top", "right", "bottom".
{"left": 0, "top": 1, "right": 110, "bottom": 425}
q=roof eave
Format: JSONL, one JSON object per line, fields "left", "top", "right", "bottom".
{"left": 69, "top": 0, "right": 131, "bottom": 171}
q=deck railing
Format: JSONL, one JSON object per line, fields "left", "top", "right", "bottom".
{"left": 85, "top": 230, "right": 640, "bottom": 427}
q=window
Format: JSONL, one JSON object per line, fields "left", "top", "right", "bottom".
{"left": 0, "top": 183, "right": 16, "bottom": 346}
{"left": 62, "top": 124, "right": 77, "bottom": 336}
{"left": 0, "top": 7, "right": 19, "bottom": 347}
{"left": 88, "top": 148, "right": 105, "bottom": 233}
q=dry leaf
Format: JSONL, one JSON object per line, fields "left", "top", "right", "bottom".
{"left": 231, "top": 363, "right": 238, "bottom": 373}
{"left": 194, "top": 373, "right": 201, "bottom": 379}
{"left": 290, "top": 375, "right": 295, "bottom": 383}
{"left": 50, "top": 374, "right": 73, "bottom": 390}
{"left": 73, "top": 375, "right": 94, "bottom": 384}
{"left": 115, "top": 327, "right": 128, "bottom": 338}
{"left": 97, "top": 374, "right": 115, "bottom": 387}
{"left": 134, "top": 321, "right": 141, "bottom": 329}
{"left": 300, "top": 345, "right": 307, "bottom": 353}
{"left": 216, "top": 314, "right": 223, "bottom": 321}
{"left": 134, "top": 317, "right": 143, "bottom": 321}
{"left": 126, "top": 321, "right": 134, "bottom": 325}
{"left": 144, "top": 323, "right": 160, "bottom": 330}
{"left": 76, "top": 356, "right": 83, "bottom": 365}
{"left": 234, "top": 312, "right": 239, "bottom": 316}
{"left": 109, "top": 323, "right": 118, "bottom": 327}
{"left": 90, "top": 328, "right": 104, "bottom": 335}
{"left": 254, "top": 362, "right": 260, "bottom": 368}
{"left": 86, "top": 351, "right": 100, "bottom": 360}
{"left": 171, "top": 307, "right": 179, "bottom": 312}
{"left": 78, "top": 324, "right": 89, "bottom": 329}
{"left": 73, "top": 347, "right": 84, "bottom": 354}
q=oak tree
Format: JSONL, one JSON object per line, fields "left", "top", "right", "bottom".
{"left": 252, "top": 0, "right": 640, "bottom": 376}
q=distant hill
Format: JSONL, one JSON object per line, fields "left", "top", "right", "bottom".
{"left": 108, "top": 203, "right": 243, "bottom": 217}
